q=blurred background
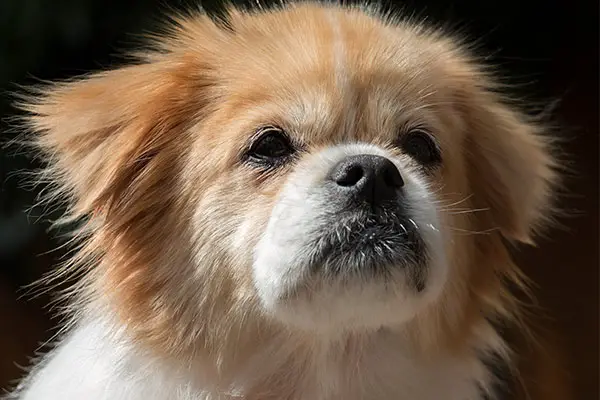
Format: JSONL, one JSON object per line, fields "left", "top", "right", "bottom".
{"left": 0, "top": 0, "right": 597, "bottom": 398}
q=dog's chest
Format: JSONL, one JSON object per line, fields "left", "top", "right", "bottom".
{"left": 15, "top": 321, "right": 499, "bottom": 400}
{"left": 225, "top": 338, "right": 493, "bottom": 400}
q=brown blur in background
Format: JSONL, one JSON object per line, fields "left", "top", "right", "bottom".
{"left": 0, "top": 0, "right": 597, "bottom": 398}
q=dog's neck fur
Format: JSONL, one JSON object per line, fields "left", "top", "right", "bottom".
{"left": 13, "top": 308, "right": 508, "bottom": 400}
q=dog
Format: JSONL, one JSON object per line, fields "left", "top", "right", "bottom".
{"left": 7, "top": 3, "right": 568, "bottom": 399}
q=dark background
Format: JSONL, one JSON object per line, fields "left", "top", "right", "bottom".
{"left": 0, "top": 0, "right": 597, "bottom": 398}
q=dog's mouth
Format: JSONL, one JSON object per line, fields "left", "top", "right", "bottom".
{"left": 306, "top": 208, "right": 428, "bottom": 290}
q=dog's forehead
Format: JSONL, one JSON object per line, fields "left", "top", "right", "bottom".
{"left": 215, "top": 9, "right": 457, "bottom": 145}
{"left": 223, "top": 7, "right": 450, "bottom": 89}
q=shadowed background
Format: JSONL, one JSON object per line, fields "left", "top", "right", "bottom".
{"left": 0, "top": 0, "right": 597, "bottom": 398}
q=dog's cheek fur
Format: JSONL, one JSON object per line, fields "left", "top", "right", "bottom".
{"left": 19, "top": 46, "right": 252, "bottom": 358}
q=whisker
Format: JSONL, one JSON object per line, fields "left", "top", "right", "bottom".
{"left": 435, "top": 193, "right": 474, "bottom": 209}
{"left": 444, "top": 226, "right": 499, "bottom": 236}
{"left": 408, "top": 218, "right": 419, "bottom": 230}
{"left": 443, "top": 207, "right": 490, "bottom": 215}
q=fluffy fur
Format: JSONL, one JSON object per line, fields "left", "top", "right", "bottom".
{"left": 6, "top": 3, "right": 566, "bottom": 399}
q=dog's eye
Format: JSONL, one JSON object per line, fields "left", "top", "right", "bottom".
{"left": 247, "top": 127, "right": 294, "bottom": 165}
{"left": 400, "top": 129, "right": 441, "bottom": 166}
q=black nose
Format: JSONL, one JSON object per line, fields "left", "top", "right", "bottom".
{"left": 330, "top": 154, "right": 404, "bottom": 205}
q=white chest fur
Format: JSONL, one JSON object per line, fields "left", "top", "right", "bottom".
{"left": 11, "top": 318, "right": 493, "bottom": 400}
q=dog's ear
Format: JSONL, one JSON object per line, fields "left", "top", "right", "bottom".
{"left": 461, "top": 83, "right": 557, "bottom": 244}
{"left": 20, "top": 40, "right": 215, "bottom": 219}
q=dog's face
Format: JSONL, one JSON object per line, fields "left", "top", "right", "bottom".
{"left": 25, "top": 4, "right": 555, "bottom": 355}
{"left": 252, "top": 140, "right": 445, "bottom": 331}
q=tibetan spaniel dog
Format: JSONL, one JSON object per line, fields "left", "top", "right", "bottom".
{"left": 7, "top": 3, "right": 569, "bottom": 400}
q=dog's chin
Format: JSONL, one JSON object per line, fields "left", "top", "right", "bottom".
{"left": 253, "top": 212, "right": 446, "bottom": 333}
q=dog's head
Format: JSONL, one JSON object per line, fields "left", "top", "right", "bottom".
{"left": 23, "top": 4, "right": 556, "bottom": 358}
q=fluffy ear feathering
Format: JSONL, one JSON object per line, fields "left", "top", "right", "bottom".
{"left": 10, "top": 3, "right": 565, "bottom": 399}
{"left": 461, "top": 89, "right": 558, "bottom": 244}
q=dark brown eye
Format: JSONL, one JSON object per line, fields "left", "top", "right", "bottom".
{"left": 246, "top": 126, "right": 294, "bottom": 166}
{"left": 400, "top": 129, "right": 441, "bottom": 166}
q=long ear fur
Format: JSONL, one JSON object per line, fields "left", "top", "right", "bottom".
{"left": 19, "top": 63, "right": 211, "bottom": 228}
{"left": 462, "top": 85, "right": 558, "bottom": 244}
{"left": 16, "top": 15, "right": 220, "bottom": 224}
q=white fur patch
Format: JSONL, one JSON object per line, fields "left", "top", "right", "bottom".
{"left": 253, "top": 143, "right": 447, "bottom": 332}
{"left": 12, "top": 319, "right": 206, "bottom": 400}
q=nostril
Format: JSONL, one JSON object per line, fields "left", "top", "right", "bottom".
{"left": 383, "top": 165, "right": 404, "bottom": 188}
{"left": 335, "top": 164, "right": 364, "bottom": 186}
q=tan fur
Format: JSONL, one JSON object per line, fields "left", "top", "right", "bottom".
{"left": 18, "top": 3, "right": 566, "bottom": 398}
